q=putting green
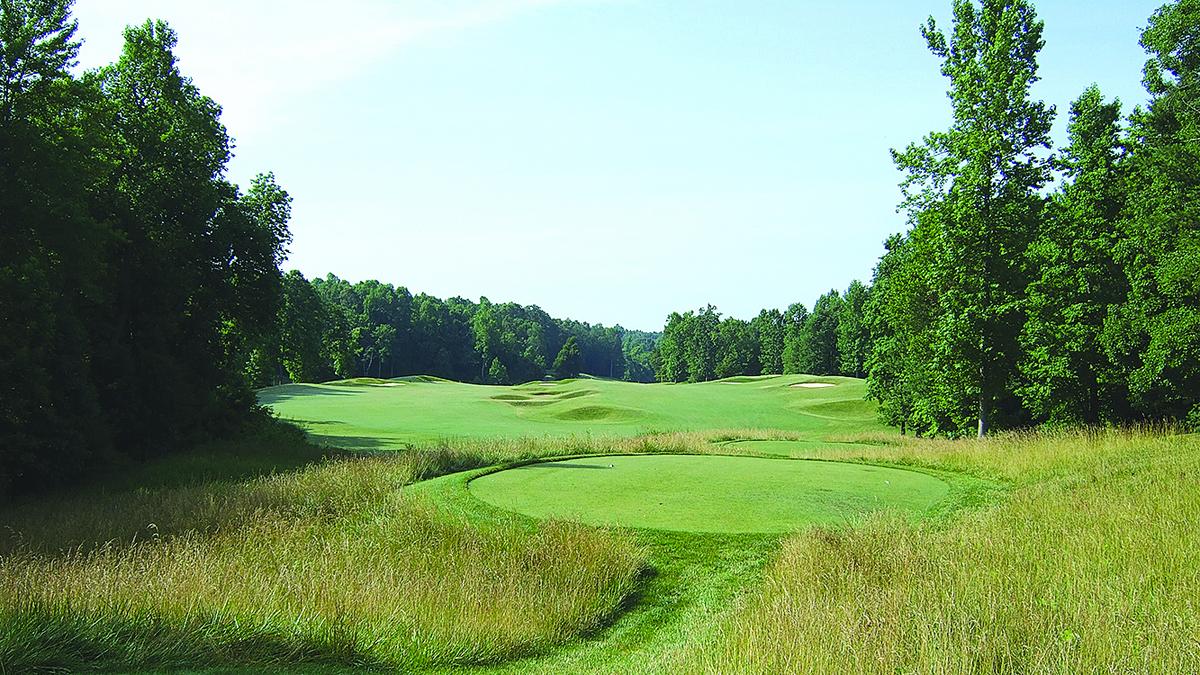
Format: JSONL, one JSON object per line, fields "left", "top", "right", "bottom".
{"left": 468, "top": 454, "right": 950, "bottom": 533}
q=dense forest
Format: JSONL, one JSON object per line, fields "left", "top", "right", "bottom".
{"left": 864, "top": 0, "right": 1200, "bottom": 437}
{"left": 3, "top": 0, "right": 1200, "bottom": 494}
{"left": 266, "top": 271, "right": 658, "bottom": 386}
{"left": 1, "top": 7, "right": 291, "bottom": 493}
{"left": 650, "top": 281, "right": 871, "bottom": 383}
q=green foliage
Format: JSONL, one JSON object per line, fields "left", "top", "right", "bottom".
{"left": 781, "top": 302, "right": 810, "bottom": 375}
{"left": 805, "top": 290, "right": 843, "bottom": 375}
{"left": 1019, "top": 87, "right": 1129, "bottom": 424}
{"left": 864, "top": 0, "right": 1200, "bottom": 436}
{"left": 656, "top": 312, "right": 691, "bottom": 382}
{"left": 683, "top": 305, "right": 720, "bottom": 383}
{"left": 0, "top": 5, "right": 290, "bottom": 494}
{"left": 751, "top": 309, "right": 785, "bottom": 375}
{"left": 885, "top": 0, "right": 1054, "bottom": 436}
{"left": 488, "top": 357, "right": 510, "bottom": 385}
{"left": 715, "top": 318, "right": 756, "bottom": 379}
{"left": 1100, "top": 0, "right": 1200, "bottom": 423}
{"left": 622, "top": 332, "right": 658, "bottom": 382}
{"left": 866, "top": 234, "right": 936, "bottom": 435}
{"left": 836, "top": 280, "right": 870, "bottom": 378}
{"left": 278, "top": 271, "right": 326, "bottom": 383}
{"left": 552, "top": 336, "right": 584, "bottom": 378}
{"left": 289, "top": 280, "right": 648, "bottom": 385}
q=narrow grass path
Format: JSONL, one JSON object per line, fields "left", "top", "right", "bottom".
{"left": 412, "top": 450, "right": 997, "bottom": 674}
{"left": 474, "top": 531, "right": 780, "bottom": 675}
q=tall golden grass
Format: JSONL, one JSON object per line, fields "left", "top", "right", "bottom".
{"left": 0, "top": 445, "right": 645, "bottom": 670}
{"left": 674, "top": 429, "right": 1200, "bottom": 674}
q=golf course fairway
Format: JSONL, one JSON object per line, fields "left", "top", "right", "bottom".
{"left": 468, "top": 454, "right": 950, "bottom": 533}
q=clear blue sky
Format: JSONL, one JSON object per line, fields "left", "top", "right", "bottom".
{"left": 74, "top": 0, "right": 1162, "bottom": 331}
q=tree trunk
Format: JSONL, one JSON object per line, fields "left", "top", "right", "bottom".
{"left": 977, "top": 393, "right": 990, "bottom": 438}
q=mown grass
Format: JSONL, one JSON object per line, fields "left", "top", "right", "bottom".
{"left": 0, "top": 429, "right": 647, "bottom": 671}
{"left": 670, "top": 429, "right": 1200, "bottom": 674}
{"left": 259, "top": 374, "right": 884, "bottom": 447}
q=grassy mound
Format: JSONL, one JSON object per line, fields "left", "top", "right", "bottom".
{"left": 323, "top": 377, "right": 394, "bottom": 386}
{"left": 468, "top": 455, "right": 950, "bottom": 533}
{"left": 553, "top": 405, "right": 640, "bottom": 422}
{"left": 795, "top": 399, "right": 878, "bottom": 420}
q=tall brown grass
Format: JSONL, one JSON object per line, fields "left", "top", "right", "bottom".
{"left": 0, "top": 445, "right": 645, "bottom": 670}
{"left": 673, "top": 429, "right": 1200, "bottom": 674}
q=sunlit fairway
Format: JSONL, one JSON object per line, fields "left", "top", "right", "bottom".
{"left": 467, "top": 454, "right": 950, "bottom": 533}
{"left": 259, "top": 374, "right": 884, "bottom": 448}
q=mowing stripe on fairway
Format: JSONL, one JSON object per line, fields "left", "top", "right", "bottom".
{"left": 467, "top": 454, "right": 950, "bottom": 534}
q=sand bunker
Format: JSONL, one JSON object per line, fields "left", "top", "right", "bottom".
{"left": 791, "top": 383, "right": 835, "bottom": 388}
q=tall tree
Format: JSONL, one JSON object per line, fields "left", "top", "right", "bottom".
{"left": 752, "top": 309, "right": 786, "bottom": 375}
{"left": 865, "top": 233, "right": 943, "bottom": 435}
{"left": 552, "top": 336, "right": 584, "bottom": 378}
{"left": 684, "top": 305, "right": 720, "bottom": 382}
{"left": 837, "top": 281, "right": 871, "bottom": 378}
{"left": 472, "top": 297, "right": 497, "bottom": 382}
{"left": 1020, "top": 86, "right": 1129, "bottom": 424}
{"left": 278, "top": 270, "right": 327, "bottom": 383}
{"left": 892, "top": 0, "right": 1054, "bottom": 436}
{"left": 715, "top": 318, "right": 756, "bottom": 379}
{"left": 0, "top": 6, "right": 293, "bottom": 493}
{"left": 781, "top": 303, "right": 810, "bottom": 374}
{"left": 1102, "top": 0, "right": 1200, "bottom": 427}
{"left": 0, "top": 0, "right": 106, "bottom": 491}
{"left": 805, "top": 290, "right": 843, "bottom": 375}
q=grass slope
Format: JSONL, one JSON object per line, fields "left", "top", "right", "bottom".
{"left": 258, "top": 375, "right": 881, "bottom": 448}
{"left": 468, "top": 454, "right": 950, "bottom": 533}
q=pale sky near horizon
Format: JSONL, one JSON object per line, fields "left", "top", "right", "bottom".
{"left": 73, "top": 0, "right": 1162, "bottom": 331}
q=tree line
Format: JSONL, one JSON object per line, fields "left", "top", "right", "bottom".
{"left": 1, "top": 3, "right": 292, "bottom": 493}
{"left": 652, "top": 281, "right": 871, "bottom": 382}
{"left": 266, "top": 270, "right": 658, "bottom": 387}
{"left": 865, "top": 0, "right": 1200, "bottom": 437}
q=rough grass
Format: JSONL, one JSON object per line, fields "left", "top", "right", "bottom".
{"left": 4, "top": 411, "right": 1197, "bottom": 673}
{"left": 0, "top": 435, "right": 646, "bottom": 671}
{"left": 670, "top": 429, "right": 1200, "bottom": 674}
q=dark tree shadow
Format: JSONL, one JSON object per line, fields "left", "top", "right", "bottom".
{"left": 257, "top": 384, "right": 356, "bottom": 405}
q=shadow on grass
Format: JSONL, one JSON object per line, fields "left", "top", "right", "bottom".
{"left": 257, "top": 384, "right": 357, "bottom": 406}
{"left": 0, "top": 602, "right": 397, "bottom": 673}
{"left": 304, "top": 433, "right": 402, "bottom": 452}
